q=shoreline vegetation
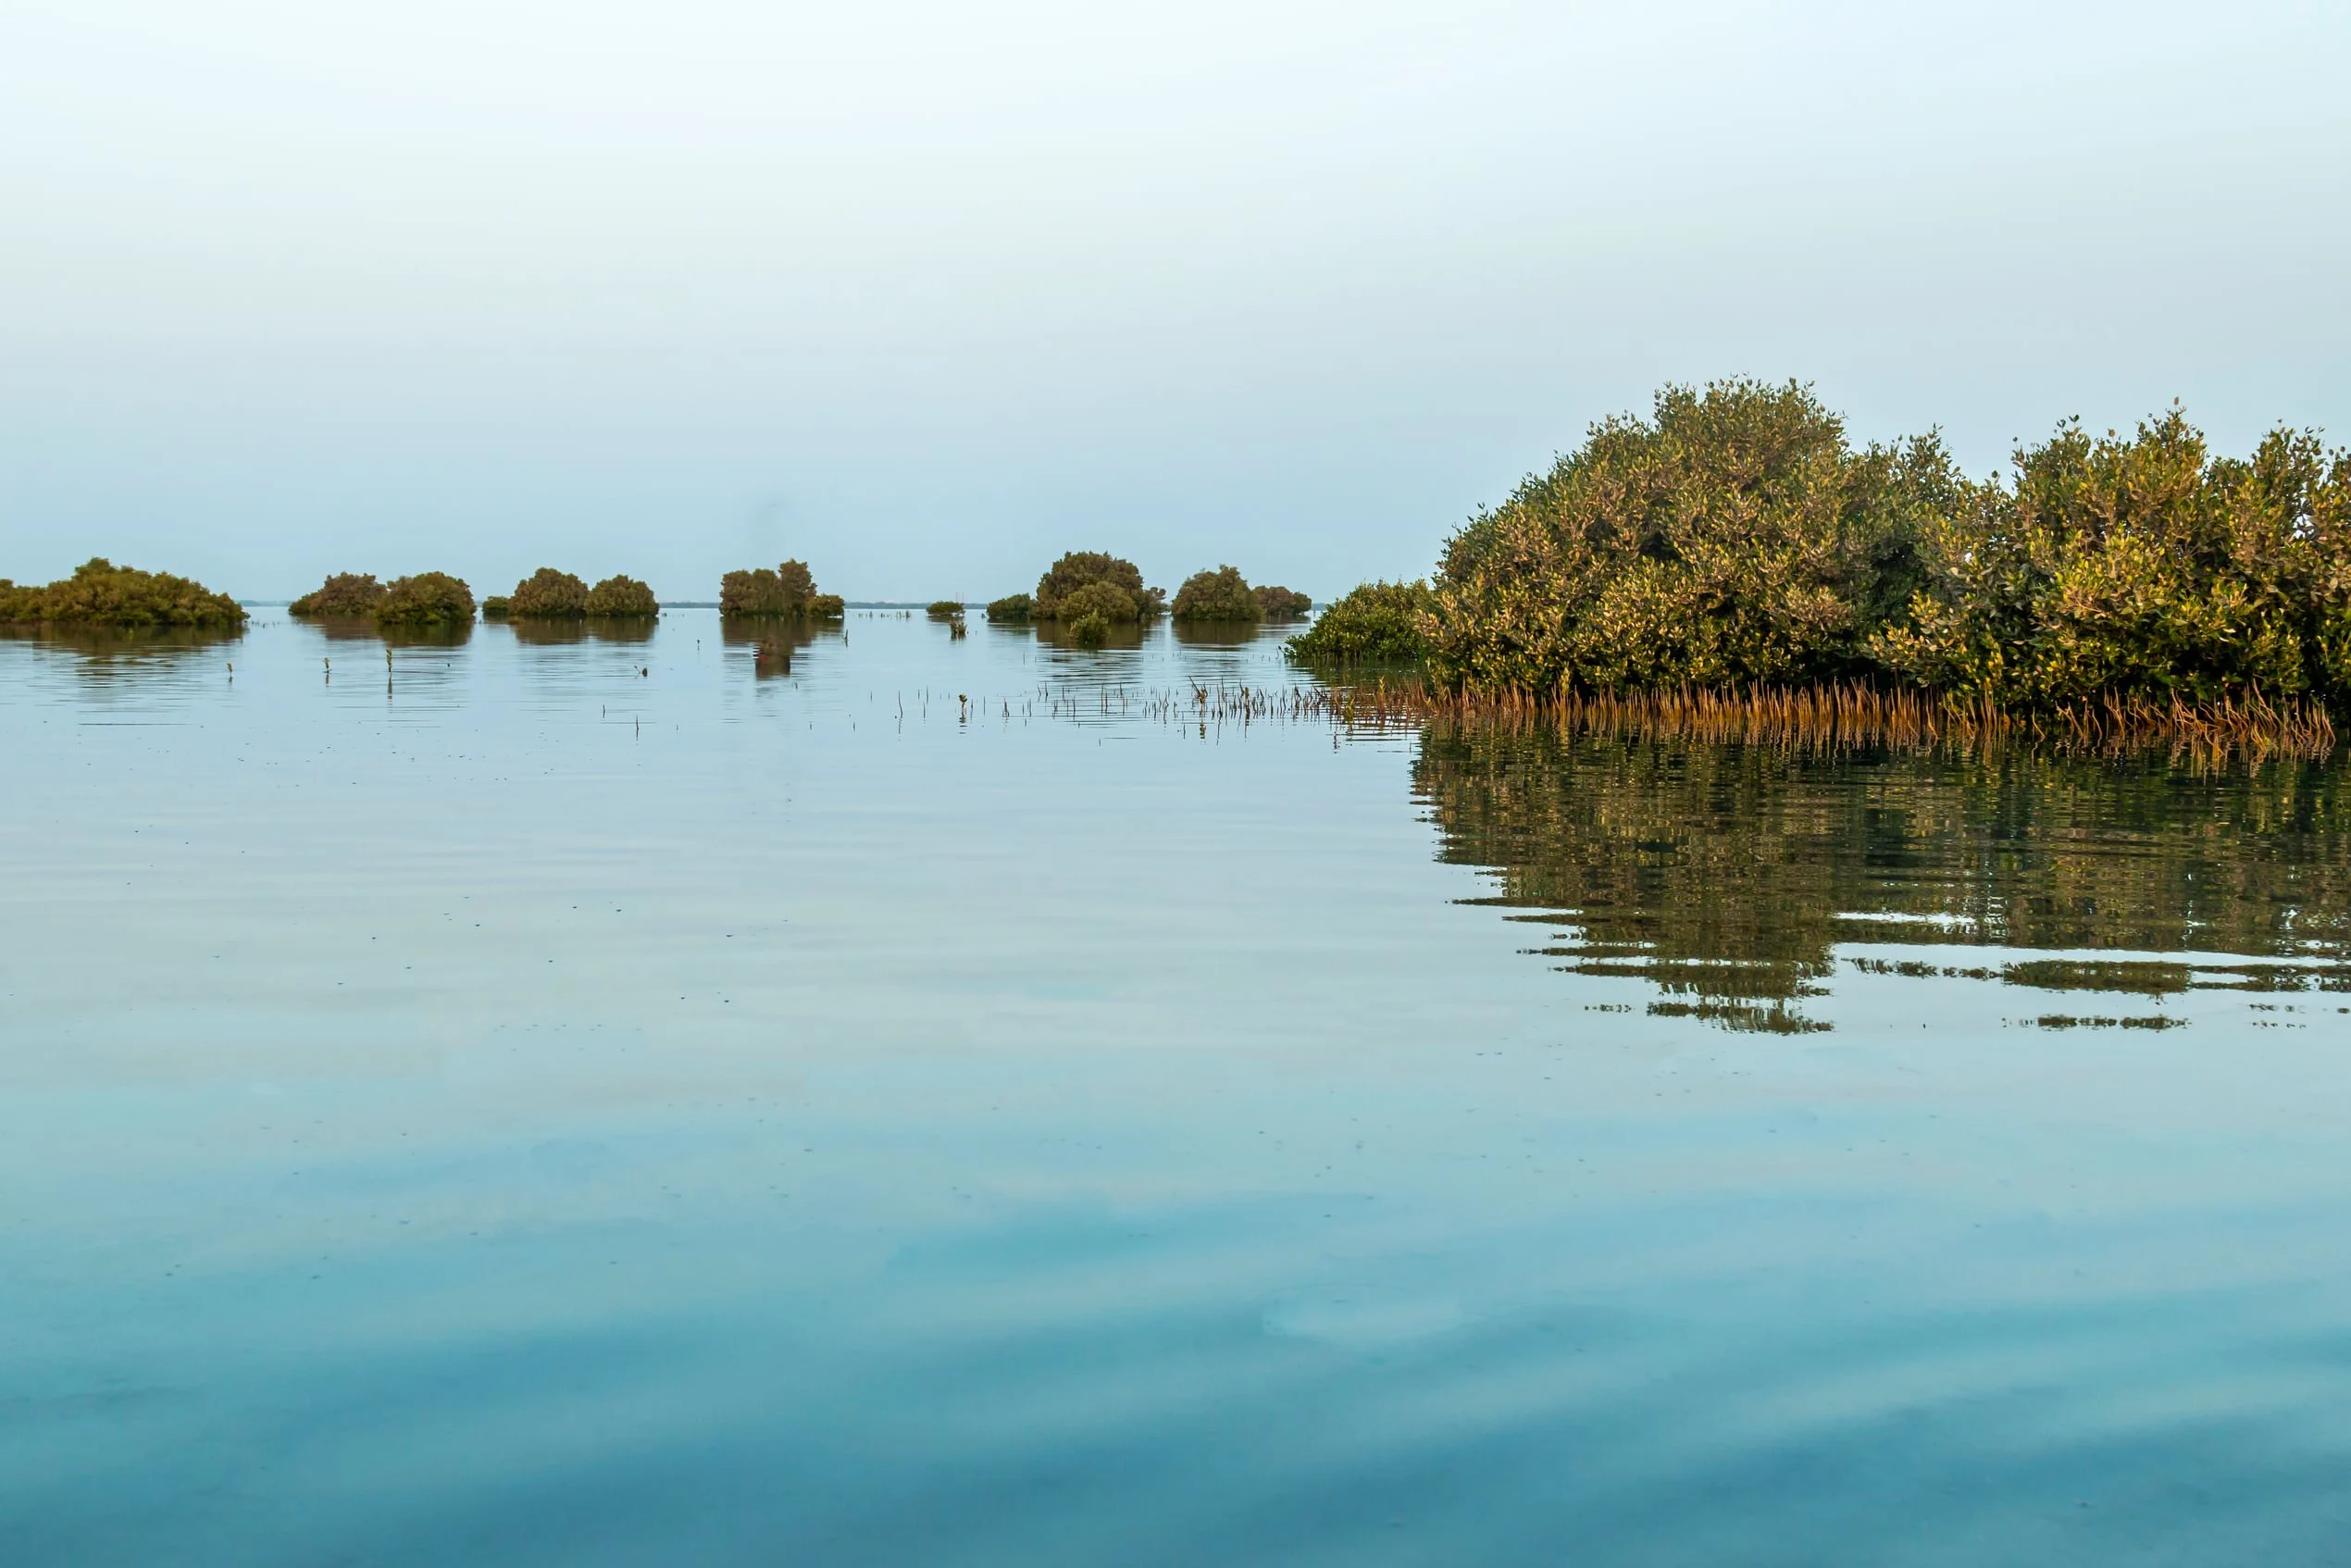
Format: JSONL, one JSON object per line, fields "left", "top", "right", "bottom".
{"left": 1316, "top": 675, "right": 2336, "bottom": 765}
{"left": 19, "top": 373, "right": 2350, "bottom": 758}
{"left": 1292, "top": 380, "right": 2351, "bottom": 753}
{"left": 0, "top": 559, "right": 246, "bottom": 628}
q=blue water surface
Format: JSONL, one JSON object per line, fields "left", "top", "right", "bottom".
{"left": 4, "top": 610, "right": 2348, "bottom": 1565}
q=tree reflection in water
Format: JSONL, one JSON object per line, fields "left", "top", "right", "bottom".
{"left": 1412, "top": 726, "right": 2351, "bottom": 1031}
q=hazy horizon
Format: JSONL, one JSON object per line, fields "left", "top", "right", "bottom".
{"left": 5, "top": 0, "right": 2348, "bottom": 603}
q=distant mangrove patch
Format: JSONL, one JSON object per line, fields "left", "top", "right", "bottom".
{"left": 507, "top": 568, "right": 590, "bottom": 618}
{"left": 1030, "top": 553, "right": 1165, "bottom": 623}
{"left": 1255, "top": 585, "right": 1312, "bottom": 620}
{"left": 721, "top": 559, "right": 841, "bottom": 620}
{"left": 0, "top": 559, "right": 246, "bottom": 629}
{"left": 586, "top": 575, "right": 659, "bottom": 616}
{"left": 374, "top": 573, "right": 476, "bottom": 628}
{"left": 1172, "top": 566, "right": 1260, "bottom": 622}
{"left": 289, "top": 573, "right": 385, "bottom": 618}
{"left": 986, "top": 593, "right": 1032, "bottom": 622}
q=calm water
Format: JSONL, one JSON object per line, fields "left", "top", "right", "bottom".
{"left": 5, "top": 610, "right": 2349, "bottom": 1565}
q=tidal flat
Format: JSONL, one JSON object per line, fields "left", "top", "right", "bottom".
{"left": 5, "top": 609, "right": 2350, "bottom": 1566}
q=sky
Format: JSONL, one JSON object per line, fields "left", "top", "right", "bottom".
{"left": 3, "top": 0, "right": 2347, "bottom": 603}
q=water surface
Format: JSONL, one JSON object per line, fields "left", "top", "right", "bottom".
{"left": 5, "top": 611, "right": 2348, "bottom": 1564}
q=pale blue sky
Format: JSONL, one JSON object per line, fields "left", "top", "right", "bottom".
{"left": 3, "top": 1, "right": 2346, "bottom": 602}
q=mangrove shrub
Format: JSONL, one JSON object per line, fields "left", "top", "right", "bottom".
{"left": 1872, "top": 410, "right": 2351, "bottom": 705}
{"left": 376, "top": 573, "right": 475, "bottom": 628}
{"left": 1285, "top": 580, "right": 1437, "bottom": 665}
{"left": 290, "top": 573, "right": 385, "bottom": 618}
{"left": 986, "top": 592, "right": 1032, "bottom": 622}
{"left": 1055, "top": 579, "right": 1144, "bottom": 626}
{"left": 509, "top": 568, "right": 589, "bottom": 618}
{"left": 722, "top": 559, "right": 828, "bottom": 617}
{"left": 1421, "top": 380, "right": 2351, "bottom": 711}
{"left": 585, "top": 575, "right": 659, "bottom": 616}
{"left": 1428, "top": 380, "right": 1952, "bottom": 694}
{"left": 927, "top": 600, "right": 964, "bottom": 620}
{"left": 1255, "top": 585, "right": 1312, "bottom": 620}
{"left": 1033, "top": 553, "right": 1164, "bottom": 619}
{"left": 480, "top": 596, "right": 512, "bottom": 618}
{"left": 1172, "top": 566, "right": 1261, "bottom": 622}
{"left": 0, "top": 559, "right": 246, "bottom": 628}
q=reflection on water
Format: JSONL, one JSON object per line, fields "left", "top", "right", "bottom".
{"left": 507, "top": 616, "right": 658, "bottom": 645}
{"left": 1168, "top": 621, "right": 1263, "bottom": 649}
{"left": 1030, "top": 618, "right": 1148, "bottom": 652}
{"left": 0, "top": 621, "right": 243, "bottom": 673}
{"left": 1418, "top": 727, "right": 2351, "bottom": 1030}
{"left": 717, "top": 616, "right": 838, "bottom": 677}
{"left": 307, "top": 615, "right": 392, "bottom": 642}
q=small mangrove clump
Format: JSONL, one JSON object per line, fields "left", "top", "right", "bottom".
{"left": 927, "top": 600, "right": 964, "bottom": 621}
{"left": 723, "top": 560, "right": 813, "bottom": 615}
{"left": 0, "top": 558, "right": 246, "bottom": 628}
{"left": 1255, "top": 585, "right": 1312, "bottom": 620}
{"left": 722, "top": 559, "right": 840, "bottom": 619}
{"left": 374, "top": 573, "right": 475, "bottom": 628}
{"left": 508, "top": 567, "right": 590, "bottom": 618}
{"left": 1285, "top": 579, "right": 1437, "bottom": 665}
{"left": 585, "top": 575, "right": 659, "bottom": 616}
{"left": 1172, "top": 565, "right": 1262, "bottom": 622}
{"left": 480, "top": 596, "right": 512, "bottom": 618}
{"left": 289, "top": 573, "right": 385, "bottom": 618}
{"left": 986, "top": 592, "right": 1032, "bottom": 622}
{"left": 1031, "top": 552, "right": 1164, "bottom": 621}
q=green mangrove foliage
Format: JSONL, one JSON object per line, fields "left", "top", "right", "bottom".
{"left": 374, "top": 573, "right": 476, "bottom": 628}
{"left": 1422, "top": 380, "right": 2351, "bottom": 710}
{"left": 1060, "top": 579, "right": 1142, "bottom": 623}
{"left": 480, "top": 596, "right": 512, "bottom": 618}
{"left": 585, "top": 575, "right": 659, "bottom": 616}
{"left": 927, "top": 600, "right": 964, "bottom": 620}
{"left": 0, "top": 559, "right": 247, "bottom": 628}
{"left": 1255, "top": 585, "right": 1312, "bottom": 620}
{"left": 1872, "top": 411, "right": 2351, "bottom": 705}
{"left": 1285, "top": 579, "right": 1436, "bottom": 665}
{"left": 289, "top": 573, "right": 385, "bottom": 618}
{"left": 986, "top": 592, "right": 1032, "bottom": 622}
{"left": 740, "top": 561, "right": 814, "bottom": 615}
{"left": 722, "top": 559, "right": 840, "bottom": 619}
{"left": 1031, "top": 553, "right": 1164, "bottom": 621}
{"left": 508, "top": 567, "right": 590, "bottom": 618}
{"left": 1172, "top": 566, "right": 1261, "bottom": 622}
{"left": 1429, "top": 380, "right": 1951, "bottom": 693}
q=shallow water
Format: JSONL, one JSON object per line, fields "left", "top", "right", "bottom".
{"left": 5, "top": 610, "right": 2349, "bottom": 1565}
